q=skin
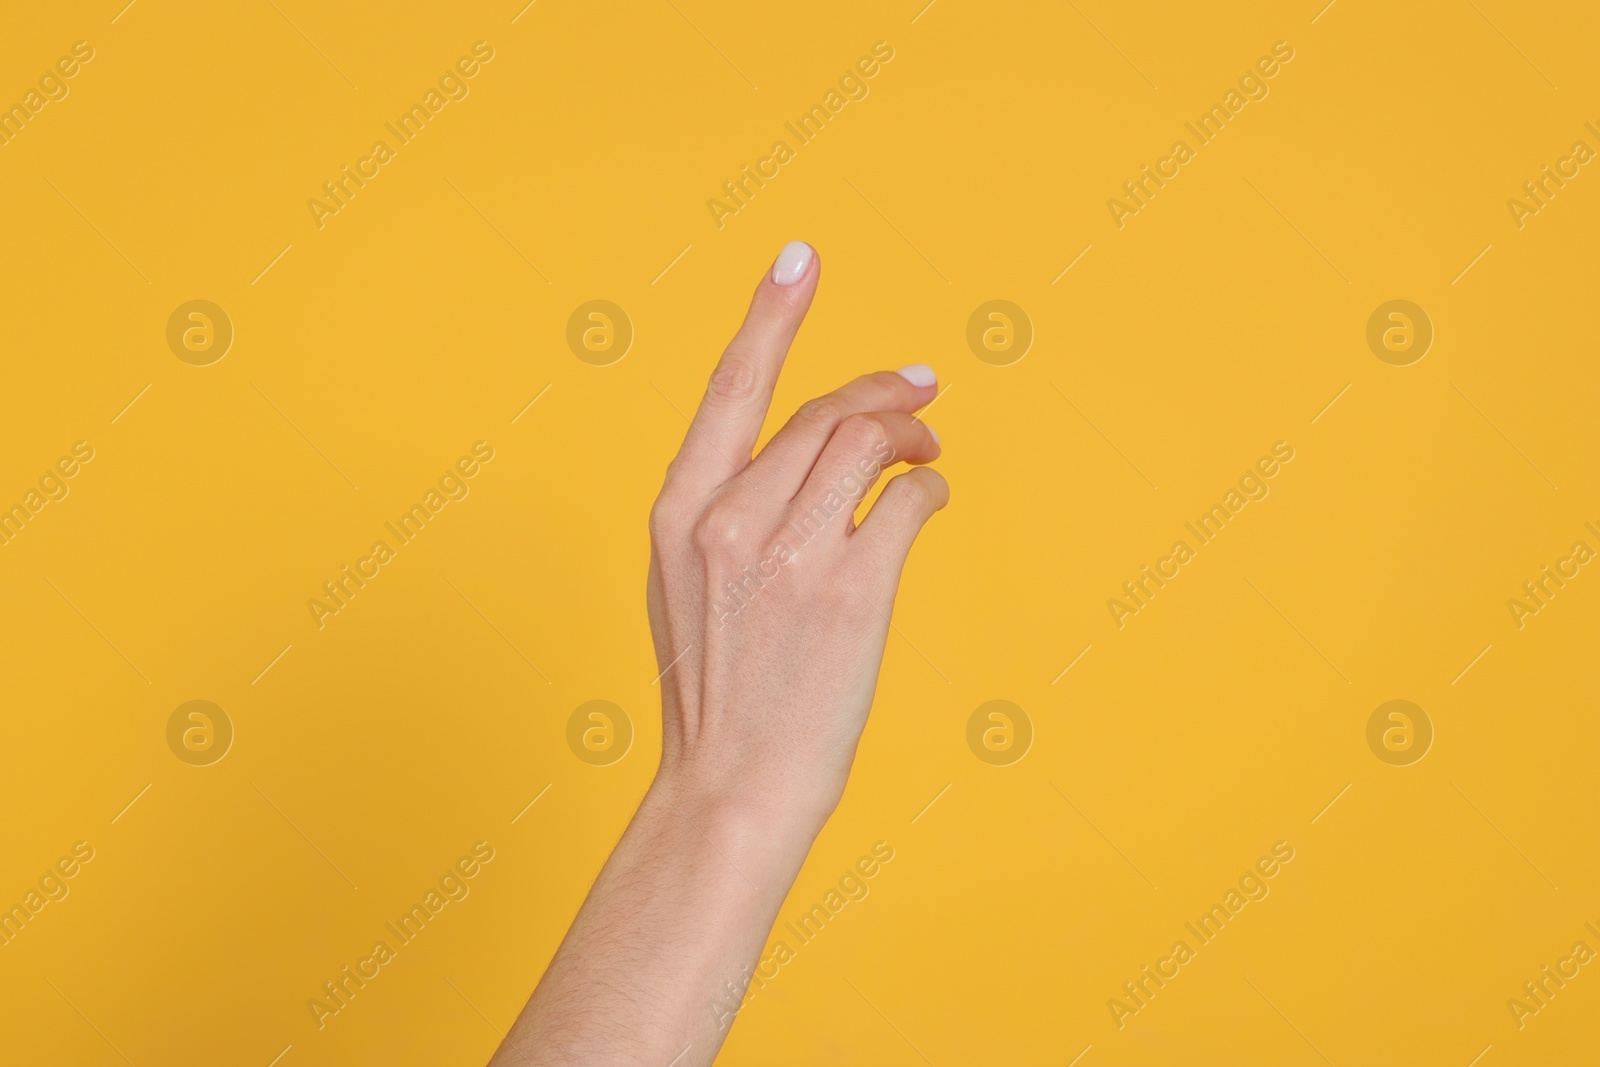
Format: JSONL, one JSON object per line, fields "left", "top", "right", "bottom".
{"left": 491, "top": 243, "right": 947, "bottom": 1066}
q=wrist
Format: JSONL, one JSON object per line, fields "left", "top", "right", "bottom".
{"left": 644, "top": 762, "right": 829, "bottom": 888}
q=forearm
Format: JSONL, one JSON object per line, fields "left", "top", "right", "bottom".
{"left": 494, "top": 773, "right": 817, "bottom": 1066}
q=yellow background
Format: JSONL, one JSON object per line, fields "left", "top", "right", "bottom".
{"left": 2, "top": 1, "right": 1596, "bottom": 1064}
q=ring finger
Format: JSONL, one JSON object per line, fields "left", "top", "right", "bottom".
{"left": 783, "top": 411, "right": 940, "bottom": 543}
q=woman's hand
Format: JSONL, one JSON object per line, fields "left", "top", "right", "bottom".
{"left": 495, "top": 241, "right": 946, "bottom": 1067}
{"left": 647, "top": 239, "right": 946, "bottom": 839}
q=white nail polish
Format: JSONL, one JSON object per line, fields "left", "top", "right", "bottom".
{"left": 771, "top": 241, "right": 813, "bottom": 285}
{"left": 926, "top": 424, "right": 940, "bottom": 446}
{"left": 896, "top": 363, "right": 937, "bottom": 388}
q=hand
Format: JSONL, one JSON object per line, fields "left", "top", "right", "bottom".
{"left": 646, "top": 239, "right": 947, "bottom": 837}
{"left": 495, "top": 242, "right": 946, "bottom": 1067}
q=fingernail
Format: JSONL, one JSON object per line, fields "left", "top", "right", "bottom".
{"left": 896, "top": 363, "right": 937, "bottom": 388}
{"left": 771, "top": 240, "right": 814, "bottom": 285}
{"left": 926, "top": 423, "right": 940, "bottom": 447}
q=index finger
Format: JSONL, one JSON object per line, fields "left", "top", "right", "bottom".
{"left": 667, "top": 241, "right": 819, "bottom": 495}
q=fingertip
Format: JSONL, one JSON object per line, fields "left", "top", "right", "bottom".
{"left": 744, "top": 242, "right": 818, "bottom": 332}
{"left": 917, "top": 465, "right": 951, "bottom": 510}
{"left": 771, "top": 240, "right": 816, "bottom": 286}
{"left": 727, "top": 243, "right": 819, "bottom": 375}
{"left": 895, "top": 363, "right": 937, "bottom": 389}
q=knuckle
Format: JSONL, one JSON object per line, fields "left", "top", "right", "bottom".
{"left": 838, "top": 413, "right": 887, "bottom": 454}
{"left": 647, "top": 495, "right": 676, "bottom": 540}
{"left": 691, "top": 502, "right": 747, "bottom": 554}
{"left": 868, "top": 369, "right": 909, "bottom": 394}
{"left": 795, "top": 395, "right": 846, "bottom": 429}
{"left": 707, "top": 358, "right": 760, "bottom": 403}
